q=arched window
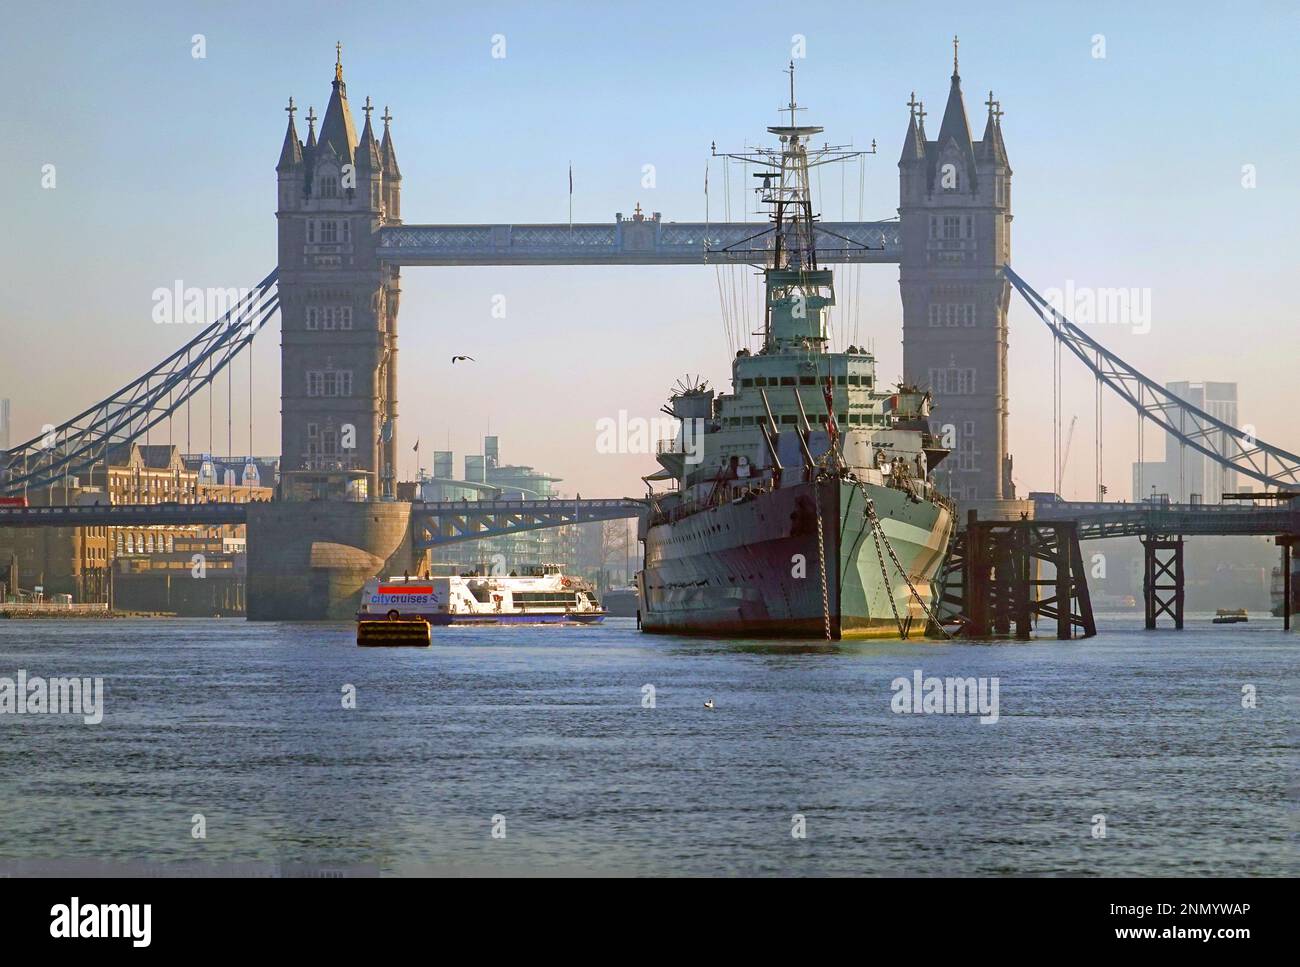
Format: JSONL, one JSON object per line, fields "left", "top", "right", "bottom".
{"left": 319, "top": 174, "right": 339, "bottom": 199}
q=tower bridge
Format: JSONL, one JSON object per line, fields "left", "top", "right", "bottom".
{"left": 2, "top": 44, "right": 1296, "bottom": 626}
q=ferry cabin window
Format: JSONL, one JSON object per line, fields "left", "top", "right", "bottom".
{"left": 741, "top": 416, "right": 755, "bottom": 425}
{"left": 780, "top": 414, "right": 797, "bottom": 424}
{"left": 836, "top": 375, "right": 846, "bottom": 385}
{"left": 799, "top": 376, "right": 815, "bottom": 385}
{"left": 780, "top": 376, "right": 796, "bottom": 386}
{"left": 741, "top": 378, "right": 753, "bottom": 387}
{"left": 754, "top": 377, "right": 767, "bottom": 386}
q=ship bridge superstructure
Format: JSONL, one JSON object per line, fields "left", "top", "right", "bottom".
{"left": 651, "top": 66, "right": 945, "bottom": 510}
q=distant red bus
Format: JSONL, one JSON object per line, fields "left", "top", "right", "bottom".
{"left": 0, "top": 496, "right": 28, "bottom": 508}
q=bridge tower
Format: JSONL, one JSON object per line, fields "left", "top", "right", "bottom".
{"left": 898, "top": 40, "right": 1013, "bottom": 502}
{"left": 275, "top": 48, "right": 402, "bottom": 497}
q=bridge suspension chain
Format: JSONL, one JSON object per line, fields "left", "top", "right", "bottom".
{"left": 1, "top": 269, "right": 279, "bottom": 496}
{"left": 1004, "top": 265, "right": 1300, "bottom": 491}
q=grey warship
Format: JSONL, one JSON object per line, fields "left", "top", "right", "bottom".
{"left": 637, "top": 72, "right": 955, "bottom": 639}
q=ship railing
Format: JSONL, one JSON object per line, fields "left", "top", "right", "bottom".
{"left": 648, "top": 478, "right": 777, "bottom": 527}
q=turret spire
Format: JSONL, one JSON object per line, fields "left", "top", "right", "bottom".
{"left": 933, "top": 40, "right": 977, "bottom": 190}
{"left": 380, "top": 105, "right": 401, "bottom": 179}
{"left": 277, "top": 95, "right": 303, "bottom": 171}
{"left": 899, "top": 91, "right": 926, "bottom": 163}
{"left": 319, "top": 44, "right": 357, "bottom": 164}
{"left": 979, "top": 90, "right": 1009, "bottom": 166}
{"left": 357, "top": 95, "right": 381, "bottom": 173}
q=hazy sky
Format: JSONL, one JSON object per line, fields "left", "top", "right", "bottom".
{"left": 1, "top": 0, "right": 1296, "bottom": 499}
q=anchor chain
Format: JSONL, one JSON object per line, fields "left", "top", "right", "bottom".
{"left": 811, "top": 472, "right": 833, "bottom": 641}
{"left": 867, "top": 500, "right": 907, "bottom": 638}
{"left": 855, "top": 478, "right": 953, "bottom": 641}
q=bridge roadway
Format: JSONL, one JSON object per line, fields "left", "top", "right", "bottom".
{"left": 410, "top": 497, "right": 645, "bottom": 548}
{"left": 1031, "top": 499, "right": 1300, "bottom": 540}
{"left": 0, "top": 501, "right": 251, "bottom": 528}
{"left": 0, "top": 497, "right": 647, "bottom": 545}
{"left": 378, "top": 220, "right": 901, "bottom": 266}
{"left": 4, "top": 498, "right": 1292, "bottom": 543}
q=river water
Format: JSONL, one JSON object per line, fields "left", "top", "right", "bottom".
{"left": 0, "top": 615, "right": 1294, "bottom": 876}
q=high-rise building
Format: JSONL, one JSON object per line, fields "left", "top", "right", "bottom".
{"left": 1131, "top": 381, "right": 1238, "bottom": 502}
{"left": 899, "top": 44, "right": 1013, "bottom": 502}
{"left": 0, "top": 398, "right": 10, "bottom": 451}
{"left": 275, "top": 49, "right": 402, "bottom": 496}
{"left": 417, "top": 436, "right": 574, "bottom": 573}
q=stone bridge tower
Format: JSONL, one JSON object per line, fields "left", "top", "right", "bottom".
{"left": 275, "top": 48, "right": 402, "bottom": 497}
{"left": 899, "top": 41, "right": 1013, "bottom": 501}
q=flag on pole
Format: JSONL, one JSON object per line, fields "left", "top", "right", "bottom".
{"left": 823, "top": 375, "right": 839, "bottom": 448}
{"left": 413, "top": 438, "right": 420, "bottom": 453}
{"left": 568, "top": 162, "right": 573, "bottom": 195}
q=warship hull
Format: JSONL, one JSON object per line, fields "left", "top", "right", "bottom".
{"left": 639, "top": 479, "right": 953, "bottom": 639}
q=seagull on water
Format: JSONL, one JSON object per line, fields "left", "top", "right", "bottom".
{"left": 704, "top": 699, "right": 715, "bottom": 709}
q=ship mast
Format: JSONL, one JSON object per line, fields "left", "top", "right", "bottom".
{"left": 711, "top": 63, "right": 874, "bottom": 351}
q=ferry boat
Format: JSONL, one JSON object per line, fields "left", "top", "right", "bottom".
{"left": 636, "top": 72, "right": 955, "bottom": 640}
{"left": 356, "top": 566, "right": 605, "bottom": 628}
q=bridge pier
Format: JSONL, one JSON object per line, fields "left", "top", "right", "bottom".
{"left": 246, "top": 500, "right": 416, "bottom": 620}
{"left": 944, "top": 511, "right": 1095, "bottom": 639}
{"left": 1141, "top": 535, "right": 1185, "bottom": 630}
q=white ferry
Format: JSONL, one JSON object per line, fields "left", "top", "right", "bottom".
{"left": 357, "top": 566, "right": 605, "bottom": 627}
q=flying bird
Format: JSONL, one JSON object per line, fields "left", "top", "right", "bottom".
{"left": 451, "top": 355, "right": 475, "bottom": 364}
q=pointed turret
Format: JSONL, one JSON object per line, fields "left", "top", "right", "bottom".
{"left": 357, "top": 96, "right": 382, "bottom": 174}
{"left": 380, "top": 105, "right": 401, "bottom": 180}
{"left": 978, "top": 91, "right": 1009, "bottom": 166}
{"left": 929, "top": 36, "right": 977, "bottom": 190}
{"left": 277, "top": 97, "right": 303, "bottom": 171}
{"left": 937, "top": 43, "right": 974, "bottom": 148}
{"left": 318, "top": 44, "right": 357, "bottom": 166}
{"left": 898, "top": 92, "right": 926, "bottom": 163}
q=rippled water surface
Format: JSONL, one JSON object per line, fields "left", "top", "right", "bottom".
{"left": 0, "top": 615, "right": 1294, "bottom": 876}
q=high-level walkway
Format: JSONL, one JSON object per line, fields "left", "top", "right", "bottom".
{"left": 378, "top": 220, "right": 900, "bottom": 266}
